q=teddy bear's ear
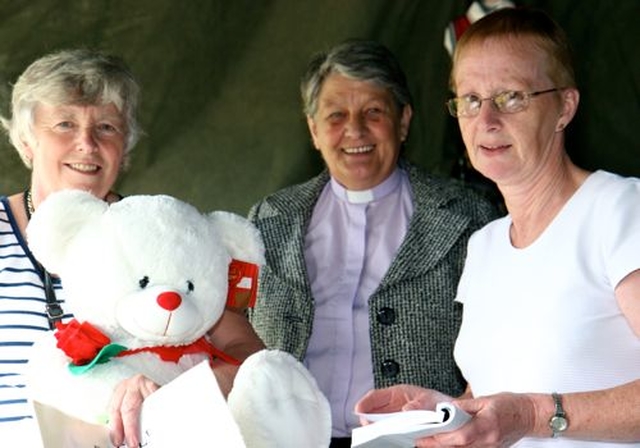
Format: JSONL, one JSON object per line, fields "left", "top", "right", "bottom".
{"left": 208, "top": 211, "right": 266, "bottom": 265}
{"left": 26, "top": 189, "right": 108, "bottom": 274}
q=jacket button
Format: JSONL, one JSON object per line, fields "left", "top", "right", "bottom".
{"left": 381, "top": 360, "right": 400, "bottom": 378}
{"left": 377, "top": 307, "right": 396, "bottom": 325}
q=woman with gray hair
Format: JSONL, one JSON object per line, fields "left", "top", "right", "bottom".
{"left": 248, "top": 39, "right": 499, "bottom": 447}
{"left": 0, "top": 49, "right": 265, "bottom": 447}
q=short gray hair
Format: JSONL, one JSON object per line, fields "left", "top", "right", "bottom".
{"left": 301, "top": 39, "right": 413, "bottom": 118}
{"left": 1, "top": 48, "right": 141, "bottom": 169}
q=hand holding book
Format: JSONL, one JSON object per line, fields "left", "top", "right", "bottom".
{"left": 352, "top": 385, "right": 471, "bottom": 448}
{"left": 352, "top": 402, "right": 471, "bottom": 448}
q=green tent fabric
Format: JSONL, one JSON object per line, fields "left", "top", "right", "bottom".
{"left": 1, "top": 0, "right": 638, "bottom": 214}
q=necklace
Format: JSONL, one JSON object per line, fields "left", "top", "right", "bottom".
{"left": 24, "top": 187, "right": 35, "bottom": 218}
{"left": 23, "top": 188, "right": 64, "bottom": 329}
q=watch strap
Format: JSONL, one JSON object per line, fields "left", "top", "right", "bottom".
{"left": 550, "top": 392, "right": 568, "bottom": 437}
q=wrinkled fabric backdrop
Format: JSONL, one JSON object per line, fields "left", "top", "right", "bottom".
{"left": 0, "top": 0, "right": 638, "bottom": 214}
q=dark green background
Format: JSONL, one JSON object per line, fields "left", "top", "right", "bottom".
{"left": 1, "top": 1, "right": 638, "bottom": 214}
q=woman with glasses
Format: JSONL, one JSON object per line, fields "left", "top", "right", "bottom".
{"left": 356, "top": 7, "right": 640, "bottom": 447}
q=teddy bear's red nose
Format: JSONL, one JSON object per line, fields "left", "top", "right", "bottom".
{"left": 157, "top": 291, "right": 182, "bottom": 311}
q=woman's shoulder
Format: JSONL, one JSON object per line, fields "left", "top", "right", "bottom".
{"left": 248, "top": 171, "right": 329, "bottom": 221}
{"left": 405, "top": 163, "right": 503, "bottom": 223}
{"left": 0, "top": 196, "right": 14, "bottom": 225}
{"left": 583, "top": 170, "right": 640, "bottom": 206}
{"left": 0, "top": 196, "right": 23, "bottom": 245}
{"left": 589, "top": 170, "right": 640, "bottom": 188}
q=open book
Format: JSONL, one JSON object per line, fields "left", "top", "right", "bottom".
{"left": 33, "top": 361, "right": 246, "bottom": 448}
{"left": 351, "top": 402, "right": 471, "bottom": 448}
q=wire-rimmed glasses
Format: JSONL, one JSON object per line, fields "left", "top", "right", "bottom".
{"left": 446, "top": 88, "right": 562, "bottom": 118}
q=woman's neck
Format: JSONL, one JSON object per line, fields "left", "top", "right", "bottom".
{"left": 501, "top": 159, "right": 590, "bottom": 248}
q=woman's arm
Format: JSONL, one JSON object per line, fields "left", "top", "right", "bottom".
{"left": 207, "top": 307, "right": 266, "bottom": 396}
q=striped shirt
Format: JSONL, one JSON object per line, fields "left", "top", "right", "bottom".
{"left": 0, "top": 196, "right": 67, "bottom": 426}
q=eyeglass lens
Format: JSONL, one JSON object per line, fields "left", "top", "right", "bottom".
{"left": 447, "top": 88, "right": 560, "bottom": 117}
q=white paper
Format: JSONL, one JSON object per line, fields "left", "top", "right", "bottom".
{"left": 33, "top": 401, "right": 110, "bottom": 448}
{"left": 34, "top": 361, "right": 246, "bottom": 448}
{"left": 351, "top": 402, "right": 471, "bottom": 448}
{"left": 138, "top": 360, "right": 246, "bottom": 447}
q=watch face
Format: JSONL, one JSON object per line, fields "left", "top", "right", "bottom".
{"left": 550, "top": 415, "right": 568, "bottom": 432}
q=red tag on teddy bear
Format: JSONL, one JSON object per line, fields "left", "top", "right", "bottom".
{"left": 227, "top": 259, "right": 259, "bottom": 309}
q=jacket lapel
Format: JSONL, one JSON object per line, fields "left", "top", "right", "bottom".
{"left": 379, "top": 167, "right": 471, "bottom": 288}
{"left": 256, "top": 171, "right": 330, "bottom": 295}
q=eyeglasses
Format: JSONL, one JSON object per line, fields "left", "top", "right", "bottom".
{"left": 446, "top": 88, "right": 562, "bottom": 118}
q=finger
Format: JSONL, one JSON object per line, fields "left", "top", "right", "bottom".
{"left": 355, "top": 389, "right": 392, "bottom": 413}
{"left": 402, "top": 399, "right": 426, "bottom": 411}
{"left": 120, "top": 388, "right": 144, "bottom": 448}
{"left": 415, "top": 435, "right": 448, "bottom": 448}
{"left": 359, "top": 416, "right": 372, "bottom": 426}
{"left": 452, "top": 398, "right": 480, "bottom": 415}
{"left": 108, "top": 413, "right": 125, "bottom": 447}
{"left": 110, "top": 376, "right": 159, "bottom": 447}
{"left": 121, "top": 379, "right": 158, "bottom": 447}
{"left": 108, "top": 383, "right": 126, "bottom": 447}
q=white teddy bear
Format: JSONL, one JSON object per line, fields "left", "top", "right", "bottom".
{"left": 25, "top": 190, "right": 330, "bottom": 447}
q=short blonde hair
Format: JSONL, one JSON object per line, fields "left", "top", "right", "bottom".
{"left": 451, "top": 8, "right": 577, "bottom": 92}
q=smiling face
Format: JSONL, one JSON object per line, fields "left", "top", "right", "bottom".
{"left": 25, "top": 102, "right": 127, "bottom": 205}
{"left": 453, "top": 37, "right": 578, "bottom": 187}
{"left": 307, "top": 73, "right": 412, "bottom": 191}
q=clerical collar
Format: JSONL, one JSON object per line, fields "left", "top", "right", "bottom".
{"left": 330, "top": 168, "right": 402, "bottom": 204}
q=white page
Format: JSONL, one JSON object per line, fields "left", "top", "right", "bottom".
{"left": 136, "top": 360, "right": 246, "bottom": 447}
{"left": 33, "top": 401, "right": 110, "bottom": 448}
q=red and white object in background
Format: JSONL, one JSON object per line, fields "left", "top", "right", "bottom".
{"left": 444, "top": 0, "right": 515, "bottom": 56}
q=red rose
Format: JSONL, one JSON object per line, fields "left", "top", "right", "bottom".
{"left": 54, "top": 319, "right": 111, "bottom": 365}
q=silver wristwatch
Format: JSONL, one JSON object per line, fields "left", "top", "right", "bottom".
{"left": 549, "top": 392, "right": 569, "bottom": 437}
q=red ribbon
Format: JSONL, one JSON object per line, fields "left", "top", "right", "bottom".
{"left": 119, "top": 336, "right": 240, "bottom": 366}
{"left": 55, "top": 319, "right": 240, "bottom": 367}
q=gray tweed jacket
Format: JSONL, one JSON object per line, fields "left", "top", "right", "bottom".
{"left": 247, "top": 161, "right": 499, "bottom": 396}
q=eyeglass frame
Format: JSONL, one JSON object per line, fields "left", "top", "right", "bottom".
{"left": 446, "top": 88, "right": 563, "bottom": 118}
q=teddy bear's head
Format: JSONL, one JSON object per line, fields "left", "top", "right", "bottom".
{"left": 26, "top": 190, "right": 265, "bottom": 351}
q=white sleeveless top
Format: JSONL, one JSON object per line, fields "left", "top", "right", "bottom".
{"left": 455, "top": 171, "right": 640, "bottom": 447}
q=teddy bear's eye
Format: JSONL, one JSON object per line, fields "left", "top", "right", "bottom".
{"left": 187, "top": 280, "right": 194, "bottom": 292}
{"left": 139, "top": 276, "right": 150, "bottom": 289}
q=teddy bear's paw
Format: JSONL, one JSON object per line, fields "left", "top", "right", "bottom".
{"left": 228, "top": 349, "right": 331, "bottom": 448}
